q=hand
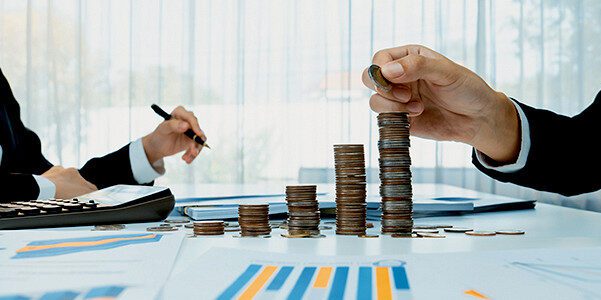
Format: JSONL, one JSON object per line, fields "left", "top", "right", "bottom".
{"left": 42, "top": 166, "right": 98, "bottom": 199}
{"left": 363, "top": 44, "right": 520, "bottom": 163}
{"left": 142, "top": 105, "right": 207, "bottom": 164}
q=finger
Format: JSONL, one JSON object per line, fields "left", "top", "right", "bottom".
{"left": 380, "top": 54, "right": 460, "bottom": 86}
{"left": 160, "top": 119, "right": 190, "bottom": 134}
{"left": 182, "top": 144, "right": 201, "bottom": 164}
{"left": 369, "top": 94, "right": 424, "bottom": 117}
{"left": 372, "top": 44, "right": 444, "bottom": 67}
{"left": 171, "top": 106, "right": 207, "bottom": 141}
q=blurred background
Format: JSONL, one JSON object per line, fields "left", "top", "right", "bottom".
{"left": 2, "top": 0, "right": 600, "bottom": 211}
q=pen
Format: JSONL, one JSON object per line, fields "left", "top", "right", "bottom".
{"left": 151, "top": 104, "right": 211, "bottom": 149}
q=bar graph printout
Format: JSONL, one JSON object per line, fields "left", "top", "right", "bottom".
{"left": 163, "top": 246, "right": 601, "bottom": 300}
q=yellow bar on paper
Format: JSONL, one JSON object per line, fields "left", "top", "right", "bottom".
{"left": 375, "top": 267, "right": 392, "bottom": 300}
{"left": 464, "top": 289, "right": 490, "bottom": 300}
{"left": 238, "top": 265, "right": 277, "bottom": 300}
{"left": 313, "top": 266, "right": 333, "bottom": 288}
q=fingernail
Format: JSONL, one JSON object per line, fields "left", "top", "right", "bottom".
{"left": 382, "top": 62, "right": 404, "bottom": 78}
{"left": 406, "top": 101, "right": 423, "bottom": 113}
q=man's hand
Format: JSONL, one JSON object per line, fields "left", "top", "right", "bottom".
{"left": 142, "top": 106, "right": 207, "bottom": 164}
{"left": 42, "top": 166, "right": 98, "bottom": 198}
{"left": 363, "top": 44, "right": 520, "bottom": 164}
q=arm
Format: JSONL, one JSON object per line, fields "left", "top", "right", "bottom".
{"left": 473, "top": 93, "right": 601, "bottom": 196}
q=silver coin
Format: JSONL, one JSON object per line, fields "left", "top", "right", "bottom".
{"left": 444, "top": 227, "right": 473, "bottom": 233}
{"left": 164, "top": 218, "right": 190, "bottom": 224}
{"left": 413, "top": 229, "right": 439, "bottom": 234}
{"left": 146, "top": 226, "right": 178, "bottom": 232}
{"left": 416, "top": 232, "right": 446, "bottom": 238}
{"left": 465, "top": 230, "right": 496, "bottom": 236}
{"left": 184, "top": 223, "right": 194, "bottom": 229}
{"left": 93, "top": 224, "right": 125, "bottom": 231}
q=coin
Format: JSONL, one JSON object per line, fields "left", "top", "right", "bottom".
{"left": 465, "top": 230, "right": 496, "bottom": 236}
{"left": 281, "top": 233, "right": 312, "bottom": 238}
{"left": 368, "top": 64, "right": 392, "bottom": 92}
{"left": 238, "top": 204, "right": 271, "bottom": 237}
{"left": 496, "top": 230, "right": 525, "bottom": 235}
{"left": 92, "top": 224, "right": 125, "bottom": 231}
{"left": 391, "top": 233, "right": 417, "bottom": 238}
{"left": 444, "top": 227, "right": 473, "bottom": 233}
{"left": 413, "top": 229, "right": 439, "bottom": 234}
{"left": 334, "top": 145, "right": 367, "bottom": 236}
{"left": 193, "top": 220, "right": 225, "bottom": 236}
{"left": 359, "top": 234, "right": 379, "bottom": 238}
{"left": 147, "top": 226, "right": 178, "bottom": 232}
{"left": 286, "top": 185, "right": 321, "bottom": 236}
{"left": 416, "top": 232, "right": 446, "bottom": 238}
{"left": 164, "top": 218, "right": 190, "bottom": 224}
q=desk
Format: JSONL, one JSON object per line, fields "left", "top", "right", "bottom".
{"left": 45, "top": 184, "right": 601, "bottom": 297}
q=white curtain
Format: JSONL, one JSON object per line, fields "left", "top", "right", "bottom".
{"left": 2, "top": 0, "right": 599, "bottom": 210}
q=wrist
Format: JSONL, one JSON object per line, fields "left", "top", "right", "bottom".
{"left": 471, "top": 92, "right": 521, "bottom": 164}
{"left": 142, "top": 134, "right": 163, "bottom": 164}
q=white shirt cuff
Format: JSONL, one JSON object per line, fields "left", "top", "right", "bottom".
{"left": 34, "top": 175, "right": 56, "bottom": 199}
{"left": 475, "top": 98, "right": 531, "bottom": 173}
{"left": 129, "top": 138, "right": 165, "bottom": 184}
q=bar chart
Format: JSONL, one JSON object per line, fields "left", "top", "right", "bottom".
{"left": 217, "top": 262, "right": 411, "bottom": 300}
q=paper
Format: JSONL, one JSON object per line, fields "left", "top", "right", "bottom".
{"left": 0, "top": 230, "right": 184, "bottom": 296}
{"left": 0, "top": 284, "right": 160, "bottom": 300}
{"left": 162, "top": 246, "right": 601, "bottom": 300}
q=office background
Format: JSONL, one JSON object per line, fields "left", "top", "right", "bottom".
{"left": 1, "top": 0, "right": 600, "bottom": 211}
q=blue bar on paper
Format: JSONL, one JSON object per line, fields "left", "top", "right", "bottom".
{"left": 267, "top": 266, "right": 294, "bottom": 291}
{"left": 217, "top": 264, "right": 262, "bottom": 300}
{"left": 39, "top": 291, "right": 78, "bottom": 300}
{"left": 84, "top": 286, "right": 126, "bottom": 299}
{"left": 392, "top": 266, "right": 410, "bottom": 290}
{"left": 327, "top": 266, "right": 349, "bottom": 300}
{"left": 356, "top": 266, "right": 373, "bottom": 300}
{"left": 286, "top": 267, "right": 316, "bottom": 300}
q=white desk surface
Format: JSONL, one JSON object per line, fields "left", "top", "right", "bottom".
{"left": 43, "top": 184, "right": 601, "bottom": 292}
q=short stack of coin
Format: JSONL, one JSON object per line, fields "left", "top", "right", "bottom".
{"left": 377, "top": 113, "right": 413, "bottom": 235}
{"left": 238, "top": 204, "right": 271, "bottom": 237}
{"left": 333, "top": 144, "right": 367, "bottom": 235}
{"left": 193, "top": 221, "right": 225, "bottom": 236}
{"left": 285, "top": 185, "right": 321, "bottom": 236}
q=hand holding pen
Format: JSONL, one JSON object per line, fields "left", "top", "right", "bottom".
{"left": 142, "top": 104, "right": 210, "bottom": 165}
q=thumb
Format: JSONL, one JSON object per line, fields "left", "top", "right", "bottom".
{"left": 381, "top": 54, "right": 460, "bottom": 87}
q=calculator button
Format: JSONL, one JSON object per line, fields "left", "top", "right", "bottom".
{"left": 18, "top": 207, "right": 41, "bottom": 216}
{"left": 82, "top": 202, "right": 97, "bottom": 209}
{"left": 0, "top": 208, "right": 18, "bottom": 217}
{"left": 41, "top": 205, "right": 62, "bottom": 213}
{"left": 61, "top": 203, "right": 83, "bottom": 211}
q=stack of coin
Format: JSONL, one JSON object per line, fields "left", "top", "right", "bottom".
{"left": 285, "top": 185, "right": 321, "bottom": 236}
{"left": 377, "top": 113, "right": 413, "bottom": 235}
{"left": 193, "top": 221, "right": 225, "bottom": 236}
{"left": 333, "top": 144, "right": 367, "bottom": 235}
{"left": 238, "top": 204, "right": 271, "bottom": 236}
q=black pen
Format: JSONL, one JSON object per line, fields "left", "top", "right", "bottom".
{"left": 151, "top": 104, "right": 211, "bottom": 149}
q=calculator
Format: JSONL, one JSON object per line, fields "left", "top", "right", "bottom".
{"left": 0, "top": 185, "right": 175, "bottom": 229}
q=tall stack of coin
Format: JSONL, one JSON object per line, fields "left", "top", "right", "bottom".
{"left": 333, "top": 144, "right": 367, "bottom": 235}
{"left": 377, "top": 113, "right": 413, "bottom": 235}
{"left": 193, "top": 221, "right": 225, "bottom": 236}
{"left": 238, "top": 204, "right": 271, "bottom": 237}
{"left": 285, "top": 185, "right": 321, "bottom": 236}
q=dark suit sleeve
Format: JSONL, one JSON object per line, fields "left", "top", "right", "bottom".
{"left": 473, "top": 92, "right": 601, "bottom": 196}
{"left": 0, "top": 173, "right": 40, "bottom": 200}
{"left": 79, "top": 143, "right": 153, "bottom": 190}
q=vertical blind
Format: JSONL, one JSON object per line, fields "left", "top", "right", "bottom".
{"left": 1, "top": 0, "right": 600, "bottom": 208}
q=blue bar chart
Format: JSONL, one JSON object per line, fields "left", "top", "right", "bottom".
{"left": 217, "top": 263, "right": 411, "bottom": 300}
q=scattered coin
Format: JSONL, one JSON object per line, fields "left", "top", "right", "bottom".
{"left": 416, "top": 232, "right": 446, "bottom": 238}
{"left": 433, "top": 225, "right": 454, "bottom": 229}
{"left": 496, "top": 230, "right": 525, "bottom": 235}
{"left": 413, "top": 229, "right": 439, "bottom": 234}
{"left": 391, "top": 233, "right": 418, "bottom": 238}
{"left": 281, "top": 233, "right": 312, "bottom": 238}
{"left": 184, "top": 223, "right": 194, "bottom": 229}
{"left": 413, "top": 225, "right": 438, "bottom": 230}
{"left": 359, "top": 234, "right": 379, "bottom": 238}
{"left": 378, "top": 113, "right": 413, "bottom": 235}
{"left": 444, "top": 227, "right": 473, "bottom": 233}
{"left": 146, "top": 226, "right": 178, "bottom": 232}
{"left": 334, "top": 144, "right": 367, "bottom": 236}
{"left": 319, "top": 225, "right": 333, "bottom": 230}
{"left": 465, "top": 231, "right": 496, "bottom": 236}
{"left": 368, "top": 64, "right": 393, "bottom": 92}
{"left": 164, "top": 218, "right": 190, "bottom": 224}
{"left": 93, "top": 224, "right": 125, "bottom": 231}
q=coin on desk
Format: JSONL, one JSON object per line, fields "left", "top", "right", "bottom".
{"left": 359, "top": 234, "right": 379, "bottom": 238}
{"left": 444, "top": 227, "right": 473, "bottom": 233}
{"left": 496, "top": 229, "right": 525, "bottom": 235}
{"left": 465, "top": 230, "right": 496, "bottom": 236}
{"left": 413, "top": 229, "right": 439, "bottom": 234}
{"left": 164, "top": 218, "right": 190, "bottom": 224}
{"left": 93, "top": 224, "right": 125, "bottom": 231}
{"left": 147, "top": 226, "right": 178, "bottom": 232}
{"left": 416, "top": 232, "right": 446, "bottom": 238}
